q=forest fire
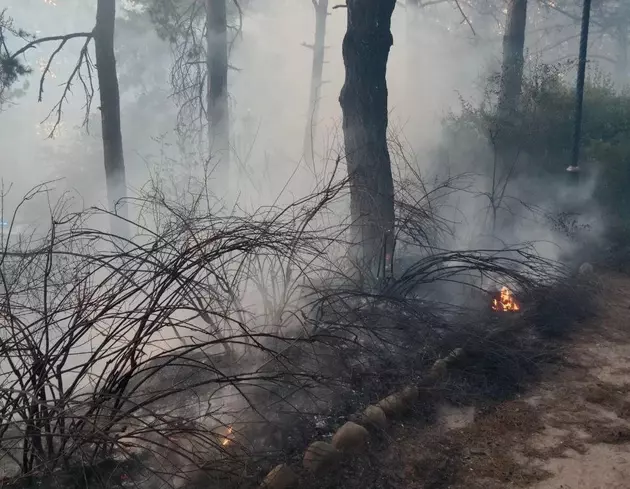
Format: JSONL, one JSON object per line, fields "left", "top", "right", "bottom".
{"left": 491, "top": 286, "right": 521, "bottom": 312}
{"left": 221, "top": 425, "right": 233, "bottom": 446}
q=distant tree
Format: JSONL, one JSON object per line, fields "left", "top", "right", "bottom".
{"left": 94, "top": 0, "right": 128, "bottom": 233}
{"left": 498, "top": 0, "right": 528, "bottom": 119}
{"left": 133, "top": 0, "right": 244, "bottom": 188}
{"left": 579, "top": 0, "right": 629, "bottom": 86}
{"left": 8, "top": 0, "right": 128, "bottom": 234}
{"left": 0, "top": 10, "right": 32, "bottom": 109}
{"left": 537, "top": 0, "right": 629, "bottom": 86}
{"left": 302, "top": 0, "right": 329, "bottom": 169}
{"left": 339, "top": 0, "right": 396, "bottom": 283}
{"left": 206, "top": 0, "right": 229, "bottom": 178}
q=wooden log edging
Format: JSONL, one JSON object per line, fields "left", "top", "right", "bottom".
{"left": 256, "top": 347, "right": 467, "bottom": 489}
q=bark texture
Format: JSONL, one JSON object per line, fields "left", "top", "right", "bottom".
{"left": 303, "top": 0, "right": 329, "bottom": 168}
{"left": 207, "top": 0, "right": 230, "bottom": 182}
{"left": 339, "top": 0, "right": 396, "bottom": 282}
{"left": 498, "top": 0, "right": 528, "bottom": 118}
{"left": 94, "top": 0, "right": 128, "bottom": 234}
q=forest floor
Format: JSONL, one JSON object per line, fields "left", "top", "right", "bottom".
{"left": 323, "top": 271, "right": 630, "bottom": 489}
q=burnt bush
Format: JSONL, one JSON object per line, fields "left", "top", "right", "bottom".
{"left": 0, "top": 167, "right": 600, "bottom": 489}
{"left": 525, "top": 275, "right": 598, "bottom": 338}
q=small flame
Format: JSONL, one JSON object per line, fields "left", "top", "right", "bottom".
{"left": 221, "top": 425, "right": 233, "bottom": 446}
{"left": 492, "top": 286, "right": 520, "bottom": 312}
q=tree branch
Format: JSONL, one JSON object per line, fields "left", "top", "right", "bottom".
{"left": 453, "top": 0, "right": 475, "bottom": 36}
{"left": 40, "top": 34, "right": 94, "bottom": 138}
{"left": 10, "top": 32, "right": 93, "bottom": 60}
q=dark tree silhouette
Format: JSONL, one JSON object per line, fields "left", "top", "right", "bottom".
{"left": 302, "top": 0, "right": 329, "bottom": 168}
{"left": 498, "top": 0, "right": 528, "bottom": 118}
{"left": 339, "top": 0, "right": 396, "bottom": 283}
{"left": 7, "top": 2, "right": 128, "bottom": 233}
{"left": 207, "top": 0, "right": 230, "bottom": 181}
{"left": 95, "top": 0, "right": 128, "bottom": 234}
{"left": 0, "top": 10, "right": 32, "bottom": 109}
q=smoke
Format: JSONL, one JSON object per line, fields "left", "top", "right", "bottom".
{"left": 0, "top": 0, "right": 606, "bottom": 347}
{"left": 0, "top": 1, "right": 617, "bottom": 484}
{"left": 0, "top": 0, "right": 608, "bottom": 369}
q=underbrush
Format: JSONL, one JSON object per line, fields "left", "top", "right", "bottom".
{"left": 296, "top": 270, "right": 598, "bottom": 489}
{"left": 441, "top": 62, "right": 630, "bottom": 271}
{"left": 0, "top": 166, "right": 599, "bottom": 489}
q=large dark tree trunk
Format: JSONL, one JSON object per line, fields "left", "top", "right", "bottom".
{"left": 339, "top": 0, "right": 396, "bottom": 283}
{"left": 498, "top": 0, "right": 528, "bottom": 118}
{"left": 94, "top": 0, "right": 128, "bottom": 236}
{"left": 302, "top": 0, "right": 329, "bottom": 168}
{"left": 207, "top": 0, "right": 230, "bottom": 186}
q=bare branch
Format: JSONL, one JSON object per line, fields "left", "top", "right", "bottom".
{"left": 40, "top": 34, "right": 94, "bottom": 138}
{"left": 10, "top": 32, "right": 93, "bottom": 60}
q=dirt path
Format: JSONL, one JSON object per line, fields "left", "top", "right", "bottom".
{"left": 523, "top": 273, "right": 630, "bottom": 489}
{"left": 372, "top": 273, "right": 630, "bottom": 489}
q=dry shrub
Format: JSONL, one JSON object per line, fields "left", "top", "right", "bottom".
{"left": 0, "top": 168, "right": 597, "bottom": 489}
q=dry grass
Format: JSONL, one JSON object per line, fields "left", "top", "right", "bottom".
{"left": 301, "top": 271, "right": 630, "bottom": 489}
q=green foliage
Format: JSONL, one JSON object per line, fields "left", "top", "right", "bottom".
{"left": 0, "top": 55, "right": 31, "bottom": 88}
{"left": 445, "top": 62, "right": 630, "bottom": 217}
{"left": 0, "top": 9, "right": 33, "bottom": 107}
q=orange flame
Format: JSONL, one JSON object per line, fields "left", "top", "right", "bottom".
{"left": 492, "top": 286, "right": 520, "bottom": 312}
{"left": 221, "top": 426, "right": 233, "bottom": 446}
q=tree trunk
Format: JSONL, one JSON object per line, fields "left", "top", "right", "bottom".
{"left": 405, "top": 0, "right": 422, "bottom": 136}
{"left": 614, "top": 23, "right": 628, "bottom": 88}
{"left": 94, "top": 0, "right": 128, "bottom": 237}
{"left": 405, "top": 0, "right": 418, "bottom": 98}
{"left": 339, "top": 0, "right": 397, "bottom": 284}
{"left": 206, "top": 0, "right": 230, "bottom": 188}
{"left": 302, "top": 0, "right": 329, "bottom": 168}
{"left": 498, "top": 0, "right": 528, "bottom": 118}
{"left": 491, "top": 0, "right": 527, "bottom": 237}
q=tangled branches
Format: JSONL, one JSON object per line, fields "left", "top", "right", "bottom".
{"left": 0, "top": 168, "right": 590, "bottom": 489}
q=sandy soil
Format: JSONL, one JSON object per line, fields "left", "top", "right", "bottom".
{"left": 300, "top": 272, "right": 630, "bottom": 489}
{"left": 523, "top": 273, "right": 630, "bottom": 489}
{"left": 444, "top": 272, "right": 630, "bottom": 489}
{"left": 369, "top": 272, "right": 630, "bottom": 489}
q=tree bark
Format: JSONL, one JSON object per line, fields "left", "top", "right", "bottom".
{"left": 206, "top": 0, "right": 230, "bottom": 186}
{"left": 302, "top": 0, "right": 329, "bottom": 168}
{"left": 339, "top": 0, "right": 396, "bottom": 283}
{"left": 94, "top": 0, "right": 128, "bottom": 236}
{"left": 498, "top": 0, "right": 528, "bottom": 118}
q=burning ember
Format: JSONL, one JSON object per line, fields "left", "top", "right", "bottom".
{"left": 491, "top": 286, "right": 520, "bottom": 312}
{"left": 221, "top": 425, "right": 233, "bottom": 446}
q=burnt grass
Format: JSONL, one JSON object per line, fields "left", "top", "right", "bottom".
{"left": 2, "top": 271, "right": 598, "bottom": 489}
{"left": 293, "top": 274, "right": 599, "bottom": 489}
{"left": 220, "top": 272, "right": 597, "bottom": 489}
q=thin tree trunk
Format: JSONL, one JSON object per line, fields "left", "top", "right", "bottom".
{"left": 339, "top": 0, "right": 397, "bottom": 284}
{"left": 302, "top": 0, "right": 329, "bottom": 168}
{"left": 405, "top": 0, "right": 419, "bottom": 104}
{"left": 94, "top": 0, "right": 128, "bottom": 237}
{"left": 491, "top": 0, "right": 527, "bottom": 237}
{"left": 206, "top": 0, "right": 230, "bottom": 187}
{"left": 615, "top": 23, "right": 628, "bottom": 88}
{"left": 498, "top": 0, "right": 528, "bottom": 119}
{"left": 405, "top": 0, "right": 422, "bottom": 142}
